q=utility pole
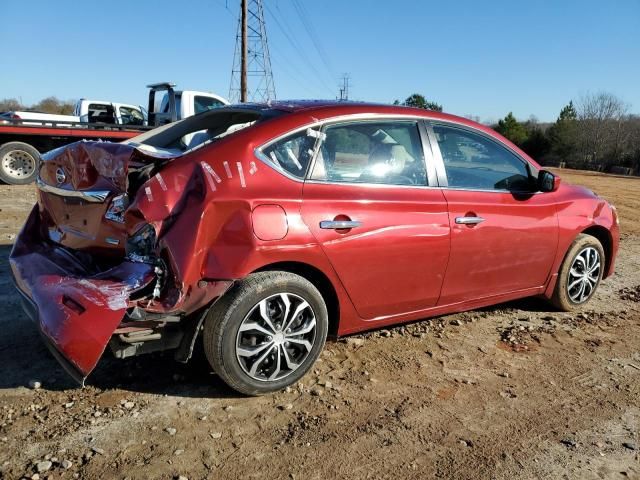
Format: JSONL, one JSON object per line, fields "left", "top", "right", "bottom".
{"left": 230, "top": 0, "right": 275, "bottom": 103}
{"left": 338, "top": 73, "right": 350, "bottom": 101}
{"left": 240, "top": 0, "right": 247, "bottom": 102}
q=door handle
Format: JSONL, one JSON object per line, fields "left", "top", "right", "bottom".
{"left": 455, "top": 216, "right": 485, "bottom": 225}
{"left": 319, "top": 220, "right": 362, "bottom": 230}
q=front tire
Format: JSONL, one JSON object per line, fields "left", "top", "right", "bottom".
{"left": 551, "top": 234, "right": 605, "bottom": 311}
{"left": 0, "top": 142, "right": 40, "bottom": 184}
{"left": 203, "top": 271, "right": 328, "bottom": 395}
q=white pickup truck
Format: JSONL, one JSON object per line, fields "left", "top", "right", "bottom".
{"left": 148, "top": 83, "right": 229, "bottom": 126}
{"left": 0, "top": 83, "right": 229, "bottom": 184}
{"left": 5, "top": 100, "right": 146, "bottom": 126}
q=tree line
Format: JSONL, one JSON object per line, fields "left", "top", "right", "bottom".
{"left": 3, "top": 92, "right": 639, "bottom": 175}
{"left": 396, "top": 92, "right": 640, "bottom": 175}
{"left": 0, "top": 96, "right": 76, "bottom": 115}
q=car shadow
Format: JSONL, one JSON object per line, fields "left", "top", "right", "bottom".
{"left": 0, "top": 243, "right": 242, "bottom": 398}
{"left": 1, "top": 239, "right": 556, "bottom": 397}
{"left": 478, "top": 295, "right": 559, "bottom": 314}
{"left": 0, "top": 312, "right": 244, "bottom": 400}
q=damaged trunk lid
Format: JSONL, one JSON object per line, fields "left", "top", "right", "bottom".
{"left": 37, "top": 141, "right": 174, "bottom": 255}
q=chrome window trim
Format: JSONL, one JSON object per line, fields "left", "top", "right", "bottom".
{"left": 253, "top": 148, "right": 306, "bottom": 183}
{"left": 304, "top": 179, "right": 443, "bottom": 191}
{"left": 36, "top": 177, "right": 111, "bottom": 203}
{"left": 437, "top": 185, "right": 544, "bottom": 195}
{"left": 424, "top": 123, "right": 449, "bottom": 187}
{"left": 254, "top": 112, "right": 543, "bottom": 195}
{"left": 424, "top": 120, "right": 541, "bottom": 194}
{"left": 417, "top": 121, "right": 438, "bottom": 186}
{"left": 255, "top": 113, "right": 433, "bottom": 185}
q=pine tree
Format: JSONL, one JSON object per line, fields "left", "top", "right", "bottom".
{"left": 548, "top": 101, "right": 578, "bottom": 161}
{"left": 495, "top": 112, "right": 529, "bottom": 146}
{"left": 402, "top": 94, "right": 443, "bottom": 112}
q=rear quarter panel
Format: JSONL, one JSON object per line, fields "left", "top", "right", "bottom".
{"left": 130, "top": 127, "right": 361, "bottom": 326}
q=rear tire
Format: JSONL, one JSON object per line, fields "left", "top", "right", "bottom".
{"left": 203, "top": 271, "right": 328, "bottom": 395}
{"left": 550, "top": 234, "right": 605, "bottom": 311}
{"left": 0, "top": 142, "right": 40, "bottom": 184}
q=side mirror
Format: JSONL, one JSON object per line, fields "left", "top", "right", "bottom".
{"left": 538, "top": 170, "right": 561, "bottom": 192}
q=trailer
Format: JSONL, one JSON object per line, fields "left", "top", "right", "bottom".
{"left": 0, "top": 83, "right": 229, "bottom": 184}
{"left": 0, "top": 119, "right": 149, "bottom": 184}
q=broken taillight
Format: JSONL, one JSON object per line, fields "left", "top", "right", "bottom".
{"left": 105, "top": 194, "right": 129, "bottom": 223}
{"left": 126, "top": 223, "right": 156, "bottom": 260}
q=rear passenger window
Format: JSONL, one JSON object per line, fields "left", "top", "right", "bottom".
{"left": 262, "top": 129, "right": 320, "bottom": 179}
{"left": 119, "top": 106, "right": 144, "bottom": 126}
{"left": 310, "top": 121, "right": 427, "bottom": 186}
{"left": 88, "top": 104, "right": 116, "bottom": 124}
{"left": 433, "top": 125, "right": 533, "bottom": 191}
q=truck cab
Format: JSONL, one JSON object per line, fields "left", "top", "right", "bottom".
{"left": 147, "top": 83, "right": 229, "bottom": 127}
{"left": 73, "top": 100, "right": 146, "bottom": 126}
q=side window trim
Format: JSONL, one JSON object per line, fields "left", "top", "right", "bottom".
{"left": 417, "top": 121, "right": 439, "bottom": 187}
{"left": 425, "top": 120, "right": 537, "bottom": 193}
{"left": 254, "top": 125, "right": 323, "bottom": 182}
{"left": 423, "top": 122, "right": 448, "bottom": 187}
{"left": 256, "top": 115, "right": 439, "bottom": 186}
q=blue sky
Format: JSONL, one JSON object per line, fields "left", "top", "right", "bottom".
{"left": 1, "top": 0, "right": 638, "bottom": 122}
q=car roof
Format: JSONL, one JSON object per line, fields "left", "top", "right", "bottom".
{"left": 233, "top": 99, "right": 474, "bottom": 124}
{"left": 227, "top": 100, "right": 541, "bottom": 169}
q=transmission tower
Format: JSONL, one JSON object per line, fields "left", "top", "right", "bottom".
{"left": 338, "top": 73, "right": 350, "bottom": 101}
{"left": 229, "top": 0, "right": 276, "bottom": 103}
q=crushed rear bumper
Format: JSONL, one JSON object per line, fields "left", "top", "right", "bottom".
{"left": 10, "top": 206, "right": 156, "bottom": 384}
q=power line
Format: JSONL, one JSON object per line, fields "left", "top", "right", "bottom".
{"left": 263, "top": 2, "right": 335, "bottom": 96}
{"left": 290, "top": 0, "right": 335, "bottom": 81}
{"left": 216, "top": 0, "right": 335, "bottom": 100}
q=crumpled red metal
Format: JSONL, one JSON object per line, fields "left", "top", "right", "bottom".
{"left": 10, "top": 207, "right": 156, "bottom": 382}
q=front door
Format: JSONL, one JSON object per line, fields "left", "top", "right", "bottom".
{"left": 428, "top": 123, "right": 559, "bottom": 305}
{"left": 300, "top": 119, "right": 451, "bottom": 320}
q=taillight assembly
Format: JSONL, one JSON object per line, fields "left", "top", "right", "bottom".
{"left": 126, "top": 223, "right": 156, "bottom": 259}
{"left": 105, "top": 194, "right": 129, "bottom": 223}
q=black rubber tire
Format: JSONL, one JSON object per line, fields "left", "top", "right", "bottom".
{"left": 550, "top": 234, "right": 605, "bottom": 311}
{"left": 0, "top": 142, "right": 40, "bottom": 185}
{"left": 203, "top": 271, "right": 328, "bottom": 395}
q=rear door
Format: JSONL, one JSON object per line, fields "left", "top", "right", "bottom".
{"left": 426, "top": 123, "right": 559, "bottom": 305}
{"left": 295, "top": 119, "right": 450, "bottom": 320}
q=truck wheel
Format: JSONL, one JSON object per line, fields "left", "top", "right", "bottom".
{"left": 550, "top": 234, "right": 605, "bottom": 311}
{"left": 203, "top": 271, "right": 328, "bottom": 396}
{"left": 0, "top": 142, "right": 40, "bottom": 184}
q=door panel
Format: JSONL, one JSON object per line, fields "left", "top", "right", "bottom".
{"left": 438, "top": 189, "right": 558, "bottom": 305}
{"left": 427, "top": 122, "right": 560, "bottom": 305}
{"left": 301, "top": 183, "right": 450, "bottom": 319}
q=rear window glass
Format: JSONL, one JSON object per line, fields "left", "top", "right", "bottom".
{"left": 129, "top": 107, "right": 279, "bottom": 152}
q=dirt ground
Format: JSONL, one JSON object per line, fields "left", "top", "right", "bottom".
{"left": 0, "top": 169, "right": 638, "bottom": 480}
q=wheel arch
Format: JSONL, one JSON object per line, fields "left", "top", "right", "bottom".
{"left": 253, "top": 261, "right": 340, "bottom": 338}
{"left": 581, "top": 224, "right": 613, "bottom": 278}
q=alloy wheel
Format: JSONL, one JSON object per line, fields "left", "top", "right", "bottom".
{"left": 567, "top": 246, "right": 601, "bottom": 303}
{"left": 235, "top": 292, "right": 317, "bottom": 382}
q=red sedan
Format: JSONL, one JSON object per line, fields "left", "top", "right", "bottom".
{"left": 10, "top": 101, "right": 620, "bottom": 394}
